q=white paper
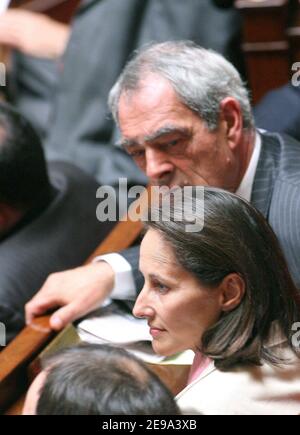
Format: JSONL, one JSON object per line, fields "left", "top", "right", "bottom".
{"left": 78, "top": 329, "right": 165, "bottom": 364}
{"left": 77, "top": 306, "right": 165, "bottom": 363}
{"left": 78, "top": 311, "right": 152, "bottom": 345}
{"left": 0, "top": 0, "right": 11, "bottom": 14}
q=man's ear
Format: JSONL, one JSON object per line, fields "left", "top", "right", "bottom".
{"left": 219, "top": 97, "right": 243, "bottom": 150}
{"left": 219, "top": 273, "right": 245, "bottom": 312}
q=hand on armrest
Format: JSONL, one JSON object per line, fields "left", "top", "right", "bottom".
{"left": 0, "top": 10, "right": 70, "bottom": 59}
{"left": 25, "top": 262, "right": 115, "bottom": 331}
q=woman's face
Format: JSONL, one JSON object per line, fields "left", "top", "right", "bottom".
{"left": 133, "top": 229, "right": 224, "bottom": 356}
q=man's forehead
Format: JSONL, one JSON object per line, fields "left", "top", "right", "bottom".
{"left": 118, "top": 76, "right": 187, "bottom": 125}
{"left": 117, "top": 77, "right": 200, "bottom": 147}
{"left": 119, "top": 74, "right": 176, "bottom": 103}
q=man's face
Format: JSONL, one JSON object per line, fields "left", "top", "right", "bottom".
{"left": 119, "top": 75, "right": 241, "bottom": 190}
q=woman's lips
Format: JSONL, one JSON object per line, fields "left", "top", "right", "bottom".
{"left": 149, "top": 327, "right": 165, "bottom": 338}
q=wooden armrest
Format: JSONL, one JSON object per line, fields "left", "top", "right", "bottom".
{"left": 0, "top": 316, "right": 54, "bottom": 412}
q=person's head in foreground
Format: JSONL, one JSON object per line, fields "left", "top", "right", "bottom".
{"left": 134, "top": 187, "right": 300, "bottom": 367}
{"left": 23, "top": 343, "right": 180, "bottom": 415}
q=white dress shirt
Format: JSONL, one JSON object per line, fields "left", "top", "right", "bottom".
{"left": 236, "top": 131, "right": 261, "bottom": 202}
{"left": 95, "top": 132, "right": 262, "bottom": 300}
{"left": 0, "top": 0, "right": 11, "bottom": 14}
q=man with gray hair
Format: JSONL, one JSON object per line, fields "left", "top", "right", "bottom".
{"left": 26, "top": 41, "right": 300, "bottom": 331}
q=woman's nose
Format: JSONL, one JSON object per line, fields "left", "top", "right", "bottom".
{"left": 132, "top": 287, "right": 154, "bottom": 319}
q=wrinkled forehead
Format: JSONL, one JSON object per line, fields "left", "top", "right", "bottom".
{"left": 120, "top": 72, "right": 176, "bottom": 102}
{"left": 118, "top": 74, "right": 187, "bottom": 122}
{"left": 118, "top": 82, "right": 201, "bottom": 147}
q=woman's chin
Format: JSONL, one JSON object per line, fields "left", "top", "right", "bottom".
{"left": 152, "top": 342, "right": 181, "bottom": 357}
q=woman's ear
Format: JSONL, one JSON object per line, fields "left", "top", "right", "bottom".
{"left": 220, "top": 273, "right": 245, "bottom": 312}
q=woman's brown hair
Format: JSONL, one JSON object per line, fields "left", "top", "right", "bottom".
{"left": 147, "top": 187, "right": 300, "bottom": 370}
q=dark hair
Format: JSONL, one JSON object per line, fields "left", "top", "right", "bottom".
{"left": 36, "top": 343, "right": 180, "bottom": 415}
{"left": 147, "top": 187, "right": 300, "bottom": 370}
{"left": 0, "top": 102, "right": 51, "bottom": 211}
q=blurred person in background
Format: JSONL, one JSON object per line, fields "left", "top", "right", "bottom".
{"left": 0, "top": 101, "right": 114, "bottom": 343}
{"left": 0, "top": 0, "right": 243, "bottom": 187}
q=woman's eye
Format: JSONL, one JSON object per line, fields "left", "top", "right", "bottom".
{"left": 153, "top": 281, "right": 170, "bottom": 294}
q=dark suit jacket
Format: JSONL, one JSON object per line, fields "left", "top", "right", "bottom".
{"left": 122, "top": 132, "right": 300, "bottom": 292}
{"left": 9, "top": 55, "right": 58, "bottom": 139}
{"left": 10, "top": 0, "right": 242, "bottom": 187}
{"left": 0, "top": 161, "right": 114, "bottom": 343}
{"left": 254, "top": 85, "right": 300, "bottom": 142}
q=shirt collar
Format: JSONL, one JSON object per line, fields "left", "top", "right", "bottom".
{"left": 235, "top": 131, "right": 262, "bottom": 202}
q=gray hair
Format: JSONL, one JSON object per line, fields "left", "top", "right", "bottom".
{"left": 108, "top": 41, "right": 254, "bottom": 131}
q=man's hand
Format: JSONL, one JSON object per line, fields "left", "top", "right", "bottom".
{"left": 25, "top": 262, "right": 115, "bottom": 331}
{"left": 0, "top": 9, "right": 70, "bottom": 59}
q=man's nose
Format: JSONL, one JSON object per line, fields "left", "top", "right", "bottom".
{"left": 145, "top": 149, "right": 173, "bottom": 183}
{"left": 132, "top": 286, "right": 154, "bottom": 319}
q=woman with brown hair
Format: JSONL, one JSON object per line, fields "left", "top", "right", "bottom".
{"left": 133, "top": 187, "right": 300, "bottom": 415}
